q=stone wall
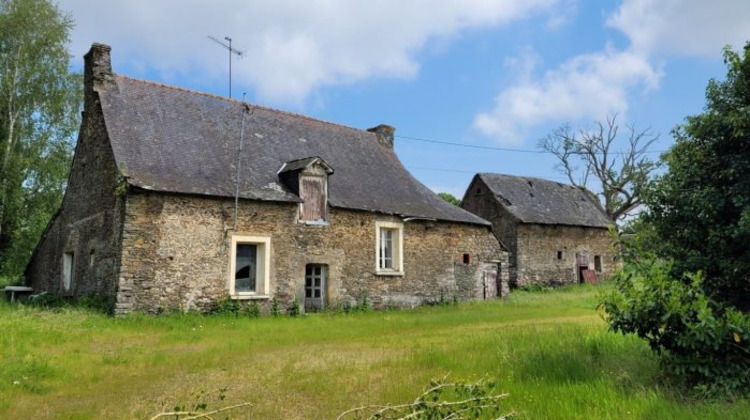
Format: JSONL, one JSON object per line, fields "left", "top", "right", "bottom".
{"left": 116, "top": 192, "right": 506, "bottom": 314}
{"left": 460, "top": 179, "right": 518, "bottom": 283}
{"left": 25, "top": 45, "right": 124, "bottom": 303}
{"left": 461, "top": 176, "right": 617, "bottom": 288}
{"left": 515, "top": 223, "right": 615, "bottom": 287}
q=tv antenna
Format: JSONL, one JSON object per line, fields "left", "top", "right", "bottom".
{"left": 208, "top": 35, "right": 243, "bottom": 98}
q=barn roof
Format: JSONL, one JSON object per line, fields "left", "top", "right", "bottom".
{"left": 97, "top": 75, "right": 488, "bottom": 226}
{"left": 474, "top": 173, "right": 613, "bottom": 228}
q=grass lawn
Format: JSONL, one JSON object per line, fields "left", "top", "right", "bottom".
{"left": 1, "top": 283, "right": 747, "bottom": 419}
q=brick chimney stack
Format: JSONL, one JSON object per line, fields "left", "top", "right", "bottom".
{"left": 367, "top": 124, "right": 395, "bottom": 148}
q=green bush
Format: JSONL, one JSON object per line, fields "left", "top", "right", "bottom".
{"left": 211, "top": 295, "right": 242, "bottom": 316}
{"left": 601, "top": 258, "right": 750, "bottom": 396}
{"left": 244, "top": 301, "right": 261, "bottom": 318}
{"left": 287, "top": 298, "right": 301, "bottom": 317}
{"left": 0, "top": 275, "right": 22, "bottom": 289}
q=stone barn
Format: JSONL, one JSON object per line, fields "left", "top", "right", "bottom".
{"left": 460, "top": 173, "right": 616, "bottom": 287}
{"left": 24, "top": 43, "right": 508, "bottom": 314}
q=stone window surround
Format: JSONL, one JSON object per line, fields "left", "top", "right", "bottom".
{"left": 228, "top": 234, "right": 272, "bottom": 299}
{"left": 375, "top": 221, "right": 404, "bottom": 276}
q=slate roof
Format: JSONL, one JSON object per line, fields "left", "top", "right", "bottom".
{"left": 475, "top": 173, "right": 613, "bottom": 228}
{"left": 98, "top": 76, "right": 488, "bottom": 225}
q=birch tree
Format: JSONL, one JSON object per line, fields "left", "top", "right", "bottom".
{"left": 0, "top": 0, "right": 80, "bottom": 277}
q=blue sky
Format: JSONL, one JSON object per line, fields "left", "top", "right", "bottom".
{"left": 59, "top": 0, "right": 749, "bottom": 198}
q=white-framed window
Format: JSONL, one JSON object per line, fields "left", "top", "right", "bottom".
{"left": 229, "top": 235, "right": 271, "bottom": 298}
{"left": 62, "top": 252, "right": 74, "bottom": 292}
{"left": 375, "top": 221, "right": 404, "bottom": 275}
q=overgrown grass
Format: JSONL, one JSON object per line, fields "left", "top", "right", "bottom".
{"left": 0, "top": 284, "right": 747, "bottom": 419}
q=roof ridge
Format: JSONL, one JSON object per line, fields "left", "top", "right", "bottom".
{"left": 115, "top": 75, "right": 377, "bottom": 136}
{"left": 480, "top": 172, "right": 574, "bottom": 187}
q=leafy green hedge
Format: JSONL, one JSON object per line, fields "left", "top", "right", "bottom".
{"left": 602, "top": 259, "right": 750, "bottom": 397}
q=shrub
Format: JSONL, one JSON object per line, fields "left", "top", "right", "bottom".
{"left": 601, "top": 258, "right": 750, "bottom": 396}
{"left": 270, "top": 298, "right": 280, "bottom": 317}
{"left": 287, "top": 298, "right": 301, "bottom": 317}
{"left": 244, "top": 301, "right": 261, "bottom": 318}
{"left": 212, "top": 295, "right": 241, "bottom": 316}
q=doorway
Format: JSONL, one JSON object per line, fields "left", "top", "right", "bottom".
{"left": 305, "top": 264, "right": 327, "bottom": 311}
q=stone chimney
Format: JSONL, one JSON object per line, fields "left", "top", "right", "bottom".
{"left": 367, "top": 124, "right": 395, "bottom": 148}
{"left": 84, "top": 43, "right": 115, "bottom": 91}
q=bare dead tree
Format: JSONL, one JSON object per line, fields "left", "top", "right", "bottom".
{"left": 538, "top": 114, "right": 661, "bottom": 222}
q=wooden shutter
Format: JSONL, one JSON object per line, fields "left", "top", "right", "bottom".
{"left": 300, "top": 176, "right": 326, "bottom": 221}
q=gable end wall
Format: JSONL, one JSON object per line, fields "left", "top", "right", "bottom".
{"left": 25, "top": 87, "right": 125, "bottom": 304}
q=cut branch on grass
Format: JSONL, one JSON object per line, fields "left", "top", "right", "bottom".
{"left": 149, "top": 401, "right": 253, "bottom": 420}
{"left": 336, "top": 376, "right": 512, "bottom": 420}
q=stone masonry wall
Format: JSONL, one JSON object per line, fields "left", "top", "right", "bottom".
{"left": 25, "top": 47, "right": 124, "bottom": 303}
{"left": 116, "top": 192, "right": 506, "bottom": 314}
{"left": 515, "top": 223, "right": 615, "bottom": 287}
{"left": 460, "top": 179, "right": 518, "bottom": 284}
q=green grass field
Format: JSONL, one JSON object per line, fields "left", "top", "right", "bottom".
{"left": 1, "top": 284, "right": 747, "bottom": 419}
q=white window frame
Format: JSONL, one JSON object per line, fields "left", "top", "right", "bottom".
{"left": 228, "top": 235, "right": 271, "bottom": 299}
{"left": 375, "top": 221, "right": 404, "bottom": 276}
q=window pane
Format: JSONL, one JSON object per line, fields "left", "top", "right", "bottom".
{"left": 235, "top": 244, "right": 257, "bottom": 292}
{"left": 380, "top": 229, "right": 394, "bottom": 269}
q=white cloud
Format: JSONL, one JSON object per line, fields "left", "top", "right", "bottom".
{"left": 474, "top": 47, "right": 661, "bottom": 143}
{"left": 58, "top": 0, "right": 558, "bottom": 105}
{"left": 473, "top": 0, "right": 750, "bottom": 144}
{"left": 607, "top": 0, "right": 750, "bottom": 56}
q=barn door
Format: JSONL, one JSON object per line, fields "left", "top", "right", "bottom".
{"left": 483, "top": 270, "right": 498, "bottom": 299}
{"left": 575, "top": 252, "right": 589, "bottom": 283}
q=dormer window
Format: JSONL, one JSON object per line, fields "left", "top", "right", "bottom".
{"left": 278, "top": 157, "right": 334, "bottom": 224}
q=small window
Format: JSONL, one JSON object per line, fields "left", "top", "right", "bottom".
{"left": 229, "top": 235, "right": 271, "bottom": 297}
{"left": 557, "top": 250, "right": 563, "bottom": 260}
{"left": 462, "top": 253, "right": 471, "bottom": 264}
{"left": 63, "top": 252, "right": 75, "bottom": 292}
{"left": 594, "top": 255, "right": 602, "bottom": 272}
{"left": 375, "top": 221, "right": 404, "bottom": 275}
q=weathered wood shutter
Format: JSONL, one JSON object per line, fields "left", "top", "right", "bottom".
{"left": 300, "top": 175, "right": 326, "bottom": 221}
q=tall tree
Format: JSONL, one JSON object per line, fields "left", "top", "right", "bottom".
{"left": 644, "top": 44, "right": 750, "bottom": 309}
{"left": 602, "top": 43, "right": 750, "bottom": 396}
{"left": 539, "top": 115, "right": 660, "bottom": 222}
{"left": 0, "top": 0, "right": 81, "bottom": 277}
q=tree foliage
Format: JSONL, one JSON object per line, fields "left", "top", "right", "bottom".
{"left": 438, "top": 192, "right": 461, "bottom": 206}
{"left": 0, "top": 0, "right": 81, "bottom": 277}
{"left": 539, "top": 115, "right": 660, "bottom": 222}
{"left": 603, "top": 44, "right": 750, "bottom": 396}
{"left": 643, "top": 44, "right": 750, "bottom": 310}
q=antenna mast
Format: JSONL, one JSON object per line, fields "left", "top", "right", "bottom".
{"left": 208, "top": 35, "right": 243, "bottom": 98}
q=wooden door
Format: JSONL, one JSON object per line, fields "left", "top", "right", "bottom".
{"left": 483, "top": 270, "right": 498, "bottom": 299}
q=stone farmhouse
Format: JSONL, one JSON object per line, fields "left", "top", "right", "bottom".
{"left": 460, "top": 173, "right": 616, "bottom": 287}
{"left": 24, "top": 44, "right": 508, "bottom": 314}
